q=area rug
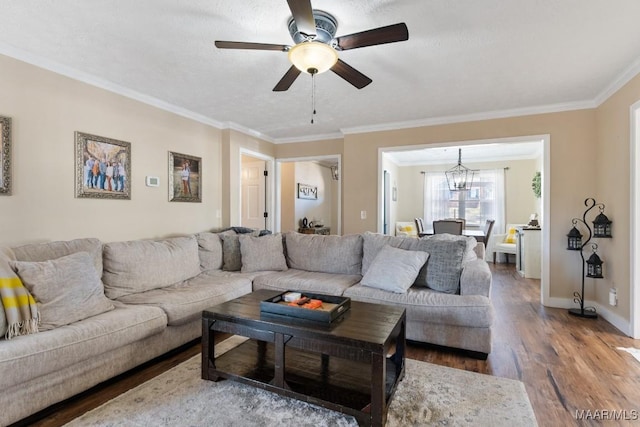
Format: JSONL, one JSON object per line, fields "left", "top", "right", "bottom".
{"left": 65, "top": 336, "right": 537, "bottom": 426}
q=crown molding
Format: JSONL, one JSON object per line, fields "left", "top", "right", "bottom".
{"left": 594, "top": 56, "right": 640, "bottom": 107}
{"left": 340, "top": 101, "right": 597, "bottom": 136}
{"left": 223, "top": 122, "right": 275, "bottom": 143}
{"left": 273, "top": 131, "right": 344, "bottom": 144}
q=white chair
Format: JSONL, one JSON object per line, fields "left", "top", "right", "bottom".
{"left": 395, "top": 221, "right": 418, "bottom": 237}
{"left": 487, "top": 223, "right": 525, "bottom": 263}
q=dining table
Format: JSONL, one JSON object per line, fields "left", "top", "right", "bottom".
{"left": 419, "top": 229, "right": 486, "bottom": 243}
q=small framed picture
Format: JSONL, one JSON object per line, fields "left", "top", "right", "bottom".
{"left": 0, "top": 116, "right": 11, "bottom": 195}
{"left": 75, "top": 132, "right": 131, "bottom": 200}
{"left": 297, "top": 183, "right": 317, "bottom": 200}
{"left": 169, "top": 151, "right": 201, "bottom": 202}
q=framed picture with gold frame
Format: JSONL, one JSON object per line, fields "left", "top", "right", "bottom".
{"left": 0, "top": 116, "right": 11, "bottom": 195}
{"left": 75, "top": 131, "right": 131, "bottom": 199}
{"left": 168, "top": 151, "right": 201, "bottom": 202}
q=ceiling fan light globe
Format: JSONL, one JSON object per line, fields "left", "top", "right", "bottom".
{"left": 288, "top": 41, "right": 338, "bottom": 74}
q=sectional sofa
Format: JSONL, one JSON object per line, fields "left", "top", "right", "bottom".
{"left": 0, "top": 229, "right": 493, "bottom": 426}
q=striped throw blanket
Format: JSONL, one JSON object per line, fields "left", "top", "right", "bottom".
{"left": 0, "top": 253, "right": 39, "bottom": 339}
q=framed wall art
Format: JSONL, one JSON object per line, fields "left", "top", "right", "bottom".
{"left": 0, "top": 116, "right": 11, "bottom": 195}
{"left": 75, "top": 131, "right": 131, "bottom": 200}
{"left": 297, "top": 183, "right": 317, "bottom": 200}
{"left": 169, "top": 151, "right": 201, "bottom": 202}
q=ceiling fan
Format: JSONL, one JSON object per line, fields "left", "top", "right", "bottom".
{"left": 214, "top": 0, "right": 409, "bottom": 92}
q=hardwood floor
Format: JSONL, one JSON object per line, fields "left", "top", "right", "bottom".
{"left": 18, "top": 263, "right": 640, "bottom": 427}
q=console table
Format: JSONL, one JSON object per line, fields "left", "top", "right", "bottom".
{"left": 298, "top": 226, "right": 330, "bottom": 235}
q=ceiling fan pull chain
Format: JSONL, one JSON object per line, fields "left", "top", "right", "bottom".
{"left": 311, "top": 71, "right": 317, "bottom": 124}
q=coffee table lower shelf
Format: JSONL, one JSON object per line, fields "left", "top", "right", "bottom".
{"left": 207, "top": 339, "right": 402, "bottom": 424}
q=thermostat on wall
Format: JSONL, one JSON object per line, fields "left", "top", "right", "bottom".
{"left": 146, "top": 176, "right": 160, "bottom": 187}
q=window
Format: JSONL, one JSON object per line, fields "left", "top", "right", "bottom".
{"left": 424, "top": 169, "right": 505, "bottom": 229}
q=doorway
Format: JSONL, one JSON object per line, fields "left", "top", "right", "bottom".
{"left": 241, "top": 156, "right": 266, "bottom": 229}
{"left": 239, "top": 149, "right": 274, "bottom": 231}
{"left": 378, "top": 135, "right": 550, "bottom": 306}
{"left": 631, "top": 100, "right": 640, "bottom": 338}
{"left": 275, "top": 155, "right": 341, "bottom": 234}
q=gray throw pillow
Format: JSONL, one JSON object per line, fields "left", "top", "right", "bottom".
{"left": 197, "top": 230, "right": 235, "bottom": 271}
{"left": 221, "top": 230, "right": 260, "bottom": 271}
{"left": 362, "top": 232, "right": 467, "bottom": 294}
{"left": 239, "top": 233, "right": 288, "bottom": 273}
{"left": 361, "top": 245, "right": 429, "bottom": 293}
{"left": 9, "top": 251, "right": 115, "bottom": 331}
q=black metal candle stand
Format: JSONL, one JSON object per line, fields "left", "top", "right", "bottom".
{"left": 566, "top": 198, "right": 612, "bottom": 319}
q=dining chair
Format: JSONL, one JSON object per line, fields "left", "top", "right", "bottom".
{"left": 432, "top": 220, "right": 463, "bottom": 235}
{"left": 445, "top": 217, "right": 466, "bottom": 229}
{"left": 481, "top": 219, "right": 495, "bottom": 244}
{"left": 414, "top": 218, "right": 426, "bottom": 236}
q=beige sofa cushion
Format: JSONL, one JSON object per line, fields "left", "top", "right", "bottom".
{"left": 344, "top": 284, "right": 494, "bottom": 328}
{"left": 115, "top": 271, "right": 253, "bottom": 326}
{"left": 102, "top": 236, "right": 201, "bottom": 299}
{"left": 252, "top": 269, "right": 362, "bottom": 296}
{"left": 10, "top": 237, "right": 104, "bottom": 277}
{"left": 197, "top": 230, "right": 236, "bottom": 271}
{"left": 196, "top": 232, "right": 223, "bottom": 271}
{"left": 284, "top": 232, "right": 363, "bottom": 275}
{"left": 0, "top": 302, "right": 166, "bottom": 390}
{"left": 10, "top": 252, "right": 115, "bottom": 331}
{"left": 240, "top": 233, "right": 288, "bottom": 273}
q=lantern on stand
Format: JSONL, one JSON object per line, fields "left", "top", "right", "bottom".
{"left": 585, "top": 244, "right": 604, "bottom": 279}
{"left": 566, "top": 198, "right": 612, "bottom": 319}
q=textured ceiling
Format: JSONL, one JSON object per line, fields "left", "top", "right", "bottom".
{"left": 1, "top": 0, "right": 640, "bottom": 142}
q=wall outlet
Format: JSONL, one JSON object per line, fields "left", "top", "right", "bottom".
{"left": 609, "top": 288, "right": 618, "bottom": 306}
{"left": 360, "top": 210, "right": 367, "bottom": 219}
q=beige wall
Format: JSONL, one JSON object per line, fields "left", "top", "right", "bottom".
{"left": 0, "top": 54, "right": 224, "bottom": 245}
{"left": 594, "top": 72, "right": 640, "bottom": 323}
{"left": 280, "top": 162, "right": 296, "bottom": 232}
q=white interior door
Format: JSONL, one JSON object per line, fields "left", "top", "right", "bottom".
{"left": 241, "top": 160, "right": 266, "bottom": 229}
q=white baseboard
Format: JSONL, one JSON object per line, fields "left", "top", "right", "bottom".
{"left": 543, "top": 297, "right": 631, "bottom": 336}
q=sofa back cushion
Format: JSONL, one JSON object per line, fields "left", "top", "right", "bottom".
{"left": 362, "top": 232, "right": 467, "bottom": 294}
{"left": 102, "top": 235, "right": 201, "bottom": 299}
{"left": 10, "top": 251, "right": 115, "bottom": 331}
{"left": 240, "top": 233, "right": 288, "bottom": 273}
{"left": 10, "top": 237, "right": 104, "bottom": 277}
{"left": 284, "top": 232, "right": 363, "bottom": 275}
{"left": 196, "top": 231, "right": 236, "bottom": 271}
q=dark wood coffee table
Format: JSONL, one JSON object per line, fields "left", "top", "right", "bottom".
{"left": 202, "top": 289, "right": 406, "bottom": 427}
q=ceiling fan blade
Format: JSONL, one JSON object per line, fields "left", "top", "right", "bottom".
{"left": 215, "top": 41, "right": 289, "bottom": 51}
{"left": 287, "top": 0, "right": 316, "bottom": 36}
{"left": 273, "top": 65, "right": 302, "bottom": 91}
{"left": 331, "top": 59, "right": 372, "bottom": 89}
{"left": 335, "top": 23, "right": 409, "bottom": 51}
